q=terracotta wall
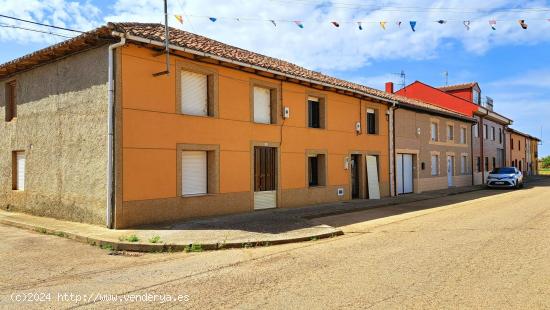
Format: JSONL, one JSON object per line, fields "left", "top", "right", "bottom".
{"left": 508, "top": 132, "right": 527, "bottom": 173}
{"left": 117, "top": 44, "right": 390, "bottom": 227}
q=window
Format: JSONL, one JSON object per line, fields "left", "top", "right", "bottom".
{"left": 307, "top": 95, "right": 326, "bottom": 129}
{"left": 473, "top": 89, "right": 480, "bottom": 104}
{"left": 181, "top": 151, "right": 208, "bottom": 196}
{"left": 431, "top": 123, "right": 438, "bottom": 141}
{"left": 12, "top": 151, "right": 25, "bottom": 190}
{"left": 518, "top": 140, "right": 521, "bottom": 151}
{"left": 460, "top": 128, "right": 466, "bottom": 144}
{"left": 447, "top": 125, "right": 454, "bottom": 141}
{"left": 492, "top": 157, "right": 496, "bottom": 170}
{"left": 254, "top": 86, "right": 273, "bottom": 124}
{"left": 476, "top": 157, "right": 481, "bottom": 172}
{"left": 461, "top": 155, "right": 467, "bottom": 174}
{"left": 473, "top": 123, "right": 479, "bottom": 138}
{"left": 308, "top": 154, "right": 326, "bottom": 186}
{"left": 5, "top": 80, "right": 16, "bottom": 122}
{"left": 431, "top": 155, "right": 439, "bottom": 176}
{"left": 491, "top": 127, "right": 496, "bottom": 141}
{"left": 499, "top": 128, "right": 502, "bottom": 144}
{"left": 511, "top": 138, "right": 514, "bottom": 150}
{"left": 366, "top": 108, "right": 377, "bottom": 134}
{"left": 484, "top": 124, "right": 488, "bottom": 139}
{"left": 485, "top": 156, "right": 489, "bottom": 171}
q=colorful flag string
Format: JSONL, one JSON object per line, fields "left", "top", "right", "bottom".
{"left": 410, "top": 21, "right": 417, "bottom": 31}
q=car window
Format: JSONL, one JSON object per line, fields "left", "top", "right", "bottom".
{"left": 491, "top": 168, "right": 515, "bottom": 174}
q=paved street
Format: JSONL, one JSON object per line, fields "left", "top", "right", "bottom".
{"left": 1, "top": 179, "right": 549, "bottom": 309}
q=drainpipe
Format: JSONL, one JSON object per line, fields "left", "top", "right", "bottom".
{"left": 470, "top": 121, "right": 477, "bottom": 186}
{"left": 106, "top": 35, "right": 126, "bottom": 229}
{"left": 388, "top": 101, "right": 398, "bottom": 197}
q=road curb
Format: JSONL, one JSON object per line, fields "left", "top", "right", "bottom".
{"left": 0, "top": 217, "right": 343, "bottom": 253}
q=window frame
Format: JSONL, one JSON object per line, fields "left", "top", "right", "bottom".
{"left": 175, "top": 61, "right": 219, "bottom": 117}
{"left": 431, "top": 154, "right": 439, "bottom": 176}
{"left": 430, "top": 123, "right": 439, "bottom": 141}
{"left": 5, "top": 80, "right": 16, "bottom": 122}
{"left": 366, "top": 108, "right": 378, "bottom": 135}
{"left": 12, "top": 150, "right": 25, "bottom": 191}
{"left": 447, "top": 124, "right": 454, "bottom": 141}
{"left": 251, "top": 79, "right": 281, "bottom": 125}
{"left": 176, "top": 144, "right": 220, "bottom": 197}
{"left": 306, "top": 150, "right": 327, "bottom": 187}
{"left": 305, "top": 92, "right": 327, "bottom": 129}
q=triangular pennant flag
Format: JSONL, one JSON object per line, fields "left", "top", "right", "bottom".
{"left": 174, "top": 15, "right": 183, "bottom": 24}
{"left": 518, "top": 19, "right": 528, "bottom": 29}
{"left": 397, "top": 21, "right": 402, "bottom": 28}
{"left": 380, "top": 21, "right": 387, "bottom": 30}
{"left": 331, "top": 21, "right": 340, "bottom": 28}
{"left": 209, "top": 17, "right": 217, "bottom": 22}
{"left": 294, "top": 21, "right": 304, "bottom": 28}
{"left": 437, "top": 20, "right": 447, "bottom": 24}
{"left": 270, "top": 20, "right": 277, "bottom": 27}
{"left": 235, "top": 18, "right": 240, "bottom": 22}
{"left": 410, "top": 21, "right": 417, "bottom": 32}
{"left": 463, "top": 20, "right": 471, "bottom": 31}
{"left": 357, "top": 22, "right": 363, "bottom": 30}
{"left": 489, "top": 20, "right": 497, "bottom": 30}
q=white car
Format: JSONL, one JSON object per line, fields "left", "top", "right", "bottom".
{"left": 486, "top": 167, "right": 523, "bottom": 189}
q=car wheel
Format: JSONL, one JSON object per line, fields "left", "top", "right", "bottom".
{"left": 515, "top": 181, "right": 520, "bottom": 189}
{"left": 520, "top": 181, "right": 524, "bottom": 189}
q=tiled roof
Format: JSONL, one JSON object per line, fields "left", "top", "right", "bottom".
{"left": 0, "top": 22, "right": 473, "bottom": 121}
{"left": 437, "top": 82, "right": 478, "bottom": 91}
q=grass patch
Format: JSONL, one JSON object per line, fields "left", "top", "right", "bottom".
{"left": 148, "top": 235, "right": 162, "bottom": 244}
{"left": 119, "top": 234, "right": 140, "bottom": 242}
{"left": 100, "top": 243, "right": 114, "bottom": 251}
{"left": 539, "top": 169, "right": 550, "bottom": 175}
{"left": 185, "top": 244, "right": 203, "bottom": 252}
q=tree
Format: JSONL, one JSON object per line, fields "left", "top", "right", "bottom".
{"left": 542, "top": 156, "right": 550, "bottom": 169}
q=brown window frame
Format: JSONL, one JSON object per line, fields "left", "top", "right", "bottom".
{"left": 250, "top": 79, "right": 281, "bottom": 125}
{"left": 176, "top": 144, "right": 220, "bottom": 197}
{"left": 306, "top": 150, "right": 327, "bottom": 187}
{"left": 5, "top": 80, "right": 16, "bottom": 122}
{"left": 175, "top": 61, "right": 219, "bottom": 117}
{"left": 366, "top": 108, "right": 379, "bottom": 135}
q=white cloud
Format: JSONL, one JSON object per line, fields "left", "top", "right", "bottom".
{"left": 487, "top": 70, "right": 550, "bottom": 88}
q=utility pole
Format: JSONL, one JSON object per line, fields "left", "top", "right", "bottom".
{"left": 153, "top": 0, "right": 170, "bottom": 76}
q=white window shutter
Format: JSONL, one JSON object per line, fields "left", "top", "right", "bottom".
{"left": 181, "top": 151, "right": 207, "bottom": 196}
{"left": 431, "top": 155, "right": 438, "bottom": 175}
{"left": 254, "top": 86, "right": 271, "bottom": 124}
{"left": 16, "top": 152, "right": 25, "bottom": 190}
{"left": 181, "top": 70, "right": 208, "bottom": 116}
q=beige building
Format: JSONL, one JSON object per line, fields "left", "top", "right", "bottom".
{"left": 393, "top": 97, "right": 475, "bottom": 194}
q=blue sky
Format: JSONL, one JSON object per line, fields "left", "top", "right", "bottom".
{"left": 1, "top": 0, "right": 549, "bottom": 156}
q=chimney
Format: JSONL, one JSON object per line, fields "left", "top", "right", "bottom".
{"left": 385, "top": 82, "right": 394, "bottom": 93}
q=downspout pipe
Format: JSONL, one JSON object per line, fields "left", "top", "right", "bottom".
{"left": 107, "top": 35, "right": 126, "bottom": 229}
{"left": 389, "top": 101, "right": 398, "bottom": 197}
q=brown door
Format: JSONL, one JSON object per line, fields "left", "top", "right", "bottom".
{"left": 254, "top": 146, "right": 277, "bottom": 210}
{"left": 351, "top": 154, "right": 361, "bottom": 199}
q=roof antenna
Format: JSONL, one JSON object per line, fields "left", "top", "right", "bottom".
{"left": 444, "top": 70, "right": 448, "bottom": 86}
{"left": 392, "top": 70, "right": 406, "bottom": 91}
{"left": 153, "top": 0, "right": 170, "bottom": 77}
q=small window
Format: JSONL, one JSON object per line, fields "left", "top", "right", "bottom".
{"left": 476, "top": 157, "right": 481, "bottom": 172}
{"left": 431, "top": 155, "right": 439, "bottom": 176}
{"left": 511, "top": 138, "right": 514, "bottom": 150}
{"left": 308, "top": 154, "right": 326, "bottom": 187}
{"left": 485, "top": 156, "right": 489, "bottom": 171}
{"left": 12, "top": 151, "right": 25, "bottom": 190}
{"left": 484, "top": 124, "right": 488, "bottom": 139}
{"left": 460, "top": 128, "right": 466, "bottom": 144}
{"left": 308, "top": 96, "right": 325, "bottom": 129}
{"left": 461, "top": 156, "right": 467, "bottom": 174}
{"left": 253, "top": 86, "right": 277, "bottom": 124}
{"left": 518, "top": 140, "right": 521, "bottom": 151}
{"left": 5, "top": 80, "right": 16, "bottom": 122}
{"left": 181, "top": 70, "right": 211, "bottom": 116}
{"left": 366, "top": 108, "right": 377, "bottom": 134}
{"left": 499, "top": 128, "right": 502, "bottom": 144}
{"left": 447, "top": 125, "right": 454, "bottom": 141}
{"left": 431, "top": 123, "right": 438, "bottom": 141}
{"left": 491, "top": 127, "right": 496, "bottom": 141}
{"left": 181, "top": 151, "right": 208, "bottom": 196}
{"left": 492, "top": 157, "right": 496, "bottom": 169}
{"left": 473, "top": 123, "right": 479, "bottom": 138}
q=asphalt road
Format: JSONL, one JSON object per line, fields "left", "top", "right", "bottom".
{"left": 1, "top": 179, "right": 549, "bottom": 309}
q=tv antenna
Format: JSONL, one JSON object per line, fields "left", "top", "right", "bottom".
{"left": 393, "top": 70, "right": 406, "bottom": 90}
{"left": 443, "top": 71, "right": 449, "bottom": 86}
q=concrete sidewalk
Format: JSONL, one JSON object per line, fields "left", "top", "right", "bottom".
{"left": 3, "top": 179, "right": 545, "bottom": 253}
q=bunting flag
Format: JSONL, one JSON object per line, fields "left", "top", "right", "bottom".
{"left": 174, "top": 15, "right": 184, "bottom": 24}
{"left": 294, "top": 21, "right": 304, "bottom": 28}
{"left": 518, "top": 19, "right": 528, "bottom": 29}
{"left": 489, "top": 20, "right": 497, "bottom": 30}
{"left": 463, "top": 20, "right": 471, "bottom": 31}
{"left": 437, "top": 20, "right": 447, "bottom": 24}
{"left": 380, "top": 21, "right": 387, "bottom": 30}
{"left": 331, "top": 21, "right": 340, "bottom": 28}
{"left": 357, "top": 22, "right": 363, "bottom": 30}
{"left": 209, "top": 17, "right": 217, "bottom": 22}
{"left": 410, "top": 21, "right": 417, "bottom": 31}
{"left": 270, "top": 20, "right": 277, "bottom": 27}
{"left": 235, "top": 18, "right": 240, "bottom": 22}
{"left": 396, "top": 21, "right": 402, "bottom": 28}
